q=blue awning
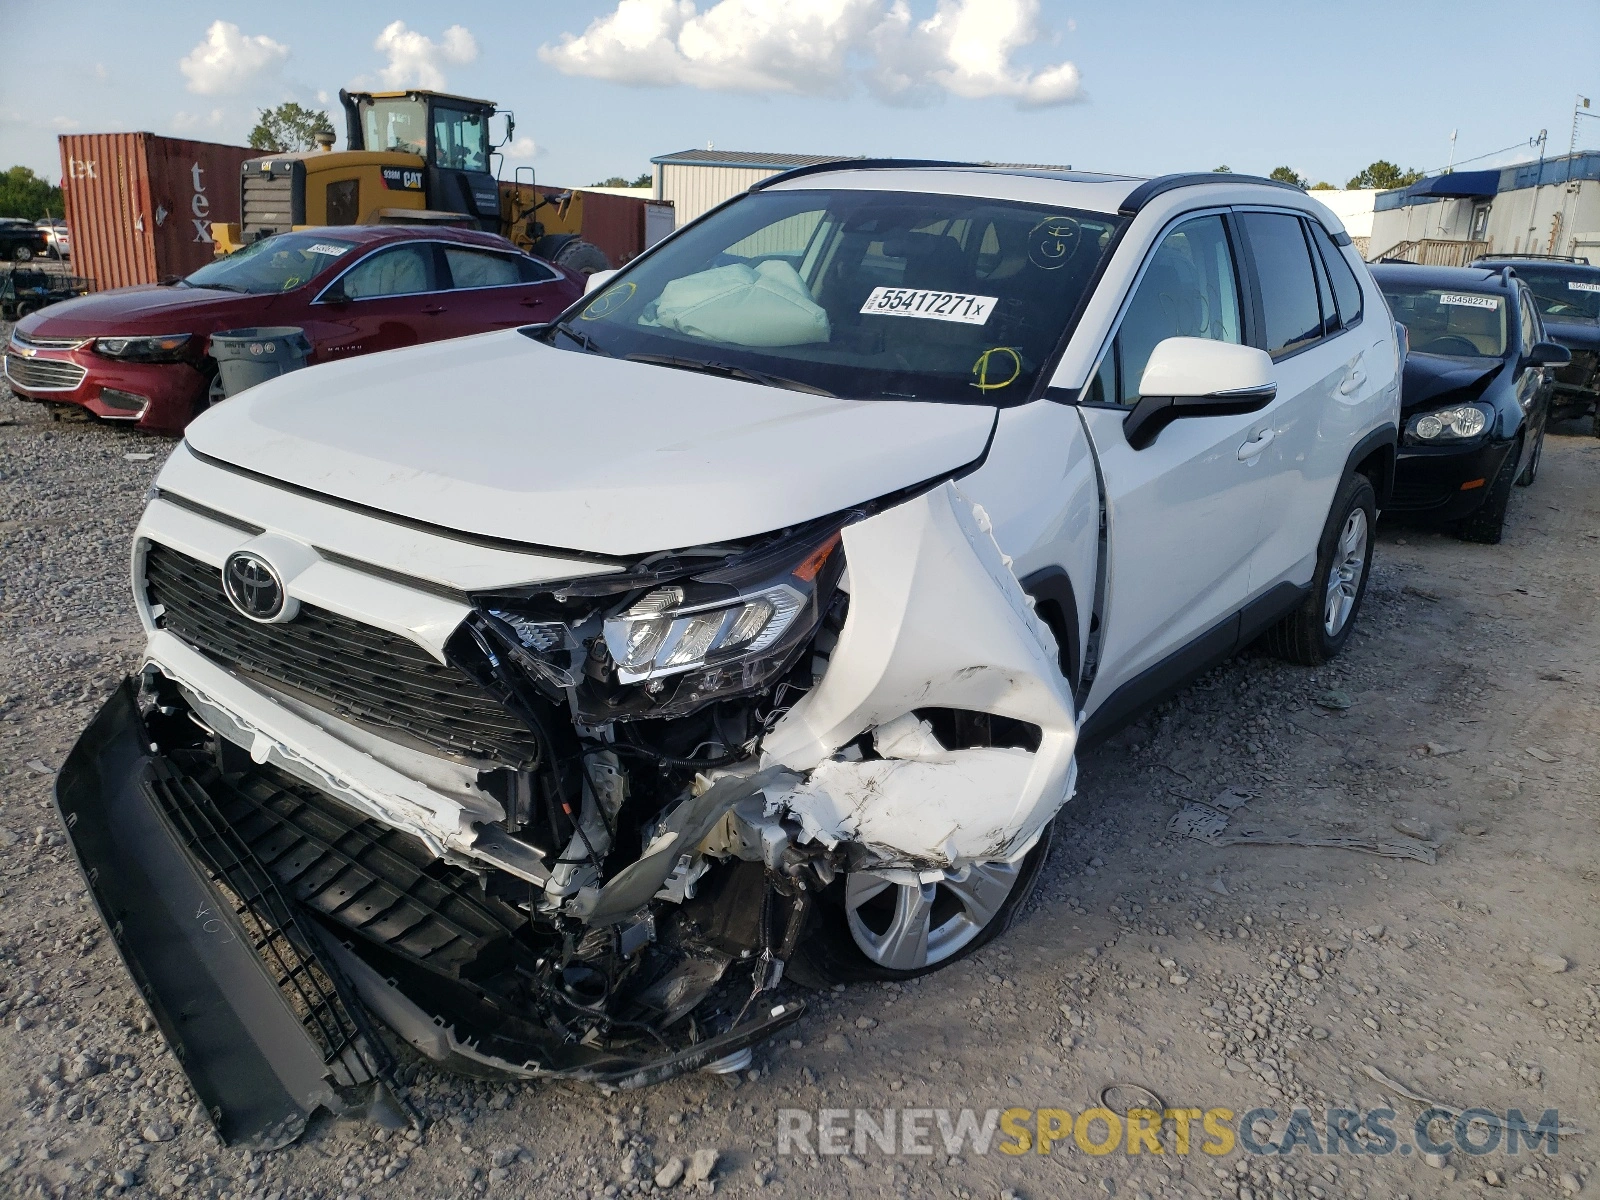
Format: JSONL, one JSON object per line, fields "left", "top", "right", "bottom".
{"left": 1406, "top": 170, "right": 1500, "bottom": 199}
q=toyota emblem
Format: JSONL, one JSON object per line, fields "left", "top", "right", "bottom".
{"left": 222, "top": 551, "right": 286, "bottom": 621}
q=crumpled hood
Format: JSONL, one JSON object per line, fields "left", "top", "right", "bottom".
{"left": 1400, "top": 352, "right": 1502, "bottom": 412}
{"left": 183, "top": 329, "right": 998, "bottom": 557}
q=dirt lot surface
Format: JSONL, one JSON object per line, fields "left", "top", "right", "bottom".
{"left": 3, "top": 334, "right": 1599, "bottom": 1200}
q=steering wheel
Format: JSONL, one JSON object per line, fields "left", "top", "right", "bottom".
{"left": 1418, "top": 335, "right": 1480, "bottom": 356}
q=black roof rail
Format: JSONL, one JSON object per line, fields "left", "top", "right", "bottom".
{"left": 748, "top": 158, "right": 976, "bottom": 192}
{"left": 1117, "top": 172, "right": 1305, "bottom": 216}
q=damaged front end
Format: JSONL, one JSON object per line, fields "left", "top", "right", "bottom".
{"left": 57, "top": 480, "right": 1077, "bottom": 1146}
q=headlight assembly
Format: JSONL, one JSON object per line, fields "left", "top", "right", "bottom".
{"left": 93, "top": 334, "right": 192, "bottom": 363}
{"left": 1405, "top": 403, "right": 1491, "bottom": 445}
{"left": 603, "top": 533, "right": 838, "bottom": 685}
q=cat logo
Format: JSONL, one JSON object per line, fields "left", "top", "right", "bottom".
{"left": 380, "top": 167, "right": 425, "bottom": 191}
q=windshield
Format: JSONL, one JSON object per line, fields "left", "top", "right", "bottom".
{"left": 432, "top": 106, "right": 490, "bottom": 171}
{"left": 1506, "top": 266, "right": 1600, "bottom": 322}
{"left": 184, "top": 232, "right": 356, "bottom": 294}
{"left": 551, "top": 188, "right": 1124, "bottom": 403}
{"left": 361, "top": 98, "right": 427, "bottom": 156}
{"left": 1379, "top": 285, "right": 1509, "bottom": 358}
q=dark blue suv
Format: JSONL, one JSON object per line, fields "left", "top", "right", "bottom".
{"left": 1473, "top": 255, "right": 1600, "bottom": 437}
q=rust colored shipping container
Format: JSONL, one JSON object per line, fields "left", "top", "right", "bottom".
{"left": 58, "top": 133, "right": 260, "bottom": 291}
{"left": 575, "top": 189, "right": 647, "bottom": 267}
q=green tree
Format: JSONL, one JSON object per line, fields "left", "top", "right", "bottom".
{"left": 1269, "top": 165, "right": 1308, "bottom": 189}
{"left": 1212, "top": 164, "right": 1233, "bottom": 173}
{"left": 1310, "top": 181, "right": 1337, "bottom": 190}
{"left": 631, "top": 171, "right": 652, "bottom": 187}
{"left": 1346, "top": 160, "right": 1424, "bottom": 190}
{"left": 0, "top": 165, "right": 64, "bottom": 220}
{"left": 248, "top": 102, "right": 335, "bottom": 153}
{"left": 591, "top": 173, "right": 655, "bottom": 188}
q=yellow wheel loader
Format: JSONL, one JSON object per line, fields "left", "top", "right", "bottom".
{"left": 211, "top": 89, "right": 611, "bottom": 273}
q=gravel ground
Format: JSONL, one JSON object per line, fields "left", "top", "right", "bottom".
{"left": 3, "top": 326, "right": 1600, "bottom": 1200}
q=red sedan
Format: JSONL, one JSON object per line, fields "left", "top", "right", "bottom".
{"left": 3, "top": 226, "right": 582, "bottom": 433}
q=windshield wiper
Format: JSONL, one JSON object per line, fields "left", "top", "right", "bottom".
{"left": 624, "top": 353, "right": 837, "bottom": 398}
{"left": 549, "top": 320, "right": 605, "bottom": 353}
{"left": 193, "top": 282, "right": 249, "bottom": 293}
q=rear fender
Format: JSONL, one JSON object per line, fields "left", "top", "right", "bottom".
{"left": 760, "top": 482, "right": 1078, "bottom": 867}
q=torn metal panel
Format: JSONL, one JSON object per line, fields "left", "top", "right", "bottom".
{"left": 762, "top": 482, "right": 1078, "bottom": 864}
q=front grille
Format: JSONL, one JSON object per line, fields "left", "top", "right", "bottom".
{"left": 11, "top": 331, "right": 89, "bottom": 350}
{"left": 4, "top": 353, "right": 87, "bottom": 391}
{"left": 143, "top": 541, "right": 540, "bottom": 765}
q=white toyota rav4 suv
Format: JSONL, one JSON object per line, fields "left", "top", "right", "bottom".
{"left": 60, "top": 164, "right": 1399, "bottom": 1144}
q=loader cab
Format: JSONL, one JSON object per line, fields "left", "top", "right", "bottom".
{"left": 341, "top": 89, "right": 505, "bottom": 233}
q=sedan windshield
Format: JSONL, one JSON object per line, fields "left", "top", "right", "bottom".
{"left": 550, "top": 188, "right": 1125, "bottom": 403}
{"left": 184, "top": 233, "right": 357, "bottom": 294}
{"left": 1505, "top": 266, "right": 1600, "bottom": 322}
{"left": 1380, "top": 286, "right": 1508, "bottom": 358}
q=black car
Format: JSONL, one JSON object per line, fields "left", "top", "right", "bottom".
{"left": 1372, "top": 262, "right": 1569, "bottom": 543}
{"left": 1473, "top": 256, "right": 1600, "bottom": 436}
{"left": 0, "top": 218, "right": 49, "bottom": 262}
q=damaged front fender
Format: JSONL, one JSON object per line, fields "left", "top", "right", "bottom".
{"left": 761, "top": 482, "right": 1079, "bottom": 867}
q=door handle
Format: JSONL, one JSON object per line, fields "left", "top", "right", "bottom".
{"left": 1238, "top": 429, "right": 1276, "bottom": 460}
{"left": 518, "top": 297, "right": 545, "bottom": 308}
{"left": 1338, "top": 369, "right": 1367, "bottom": 395}
{"left": 421, "top": 304, "right": 446, "bottom": 315}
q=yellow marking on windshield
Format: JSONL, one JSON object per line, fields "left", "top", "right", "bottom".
{"left": 971, "top": 346, "right": 1022, "bottom": 391}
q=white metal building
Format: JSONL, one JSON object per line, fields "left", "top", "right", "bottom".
{"left": 651, "top": 150, "right": 852, "bottom": 228}
{"left": 1366, "top": 152, "right": 1600, "bottom": 263}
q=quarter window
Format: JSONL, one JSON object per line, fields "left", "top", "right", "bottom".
{"left": 337, "top": 245, "right": 437, "bottom": 299}
{"left": 1239, "top": 211, "right": 1323, "bottom": 357}
{"left": 1518, "top": 286, "right": 1539, "bottom": 353}
{"left": 1308, "top": 222, "right": 1364, "bottom": 329}
{"left": 1109, "top": 214, "right": 1242, "bottom": 406}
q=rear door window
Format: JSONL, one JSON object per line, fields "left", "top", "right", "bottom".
{"left": 1309, "top": 223, "right": 1364, "bottom": 328}
{"left": 1239, "top": 211, "right": 1324, "bottom": 357}
{"left": 442, "top": 246, "right": 548, "bottom": 290}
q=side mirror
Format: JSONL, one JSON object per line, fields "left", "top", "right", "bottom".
{"left": 585, "top": 269, "right": 619, "bottom": 295}
{"left": 1525, "top": 341, "right": 1571, "bottom": 368}
{"left": 319, "top": 283, "right": 349, "bottom": 305}
{"left": 1124, "top": 338, "right": 1278, "bottom": 450}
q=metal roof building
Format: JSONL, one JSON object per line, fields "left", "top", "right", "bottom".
{"left": 649, "top": 149, "right": 1077, "bottom": 228}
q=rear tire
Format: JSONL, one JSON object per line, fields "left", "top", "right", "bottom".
{"left": 787, "top": 821, "right": 1055, "bottom": 987}
{"left": 1454, "top": 439, "right": 1521, "bottom": 544}
{"left": 12, "top": 246, "right": 34, "bottom": 262}
{"left": 1262, "top": 472, "right": 1377, "bottom": 666}
{"left": 549, "top": 238, "right": 611, "bottom": 276}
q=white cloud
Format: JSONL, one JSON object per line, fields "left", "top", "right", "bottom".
{"left": 172, "top": 108, "right": 228, "bottom": 133}
{"left": 180, "top": 21, "right": 290, "bottom": 95}
{"left": 505, "top": 135, "right": 539, "bottom": 159}
{"left": 372, "top": 22, "right": 479, "bottom": 90}
{"left": 539, "top": 0, "right": 1081, "bottom": 107}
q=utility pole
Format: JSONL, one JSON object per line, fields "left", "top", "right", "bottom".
{"left": 1526, "top": 128, "right": 1547, "bottom": 252}
{"left": 1447, "top": 129, "right": 1457, "bottom": 173}
{"left": 1557, "top": 97, "right": 1595, "bottom": 256}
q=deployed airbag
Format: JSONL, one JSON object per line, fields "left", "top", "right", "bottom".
{"left": 647, "top": 261, "right": 831, "bottom": 347}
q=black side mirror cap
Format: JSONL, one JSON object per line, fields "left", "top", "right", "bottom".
{"left": 1525, "top": 341, "right": 1572, "bottom": 368}
{"left": 1123, "top": 385, "right": 1278, "bottom": 450}
{"left": 319, "top": 285, "right": 349, "bottom": 305}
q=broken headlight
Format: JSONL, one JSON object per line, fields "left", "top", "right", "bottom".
{"left": 604, "top": 532, "right": 840, "bottom": 685}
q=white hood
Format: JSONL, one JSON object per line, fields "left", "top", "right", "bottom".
{"left": 185, "top": 330, "right": 997, "bottom": 557}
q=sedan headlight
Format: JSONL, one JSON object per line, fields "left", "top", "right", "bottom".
{"left": 93, "top": 334, "right": 192, "bottom": 363}
{"left": 1405, "top": 403, "right": 1491, "bottom": 445}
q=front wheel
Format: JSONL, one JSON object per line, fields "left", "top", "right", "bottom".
{"left": 1262, "top": 472, "right": 1377, "bottom": 666}
{"left": 787, "top": 821, "right": 1054, "bottom": 986}
{"left": 12, "top": 245, "right": 34, "bottom": 262}
{"left": 1454, "top": 439, "right": 1521, "bottom": 544}
{"left": 1516, "top": 424, "right": 1545, "bottom": 487}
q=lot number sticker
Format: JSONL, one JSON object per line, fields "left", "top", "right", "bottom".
{"left": 861, "top": 287, "right": 998, "bottom": 324}
{"left": 305, "top": 243, "right": 351, "bottom": 256}
{"left": 1568, "top": 281, "right": 1600, "bottom": 293}
{"left": 1438, "top": 293, "right": 1499, "bottom": 309}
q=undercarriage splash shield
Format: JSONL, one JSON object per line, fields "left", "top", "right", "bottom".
{"left": 54, "top": 681, "right": 375, "bottom": 1148}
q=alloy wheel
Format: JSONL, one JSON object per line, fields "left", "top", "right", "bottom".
{"left": 844, "top": 861, "right": 1021, "bottom": 971}
{"left": 1323, "top": 508, "right": 1369, "bottom": 637}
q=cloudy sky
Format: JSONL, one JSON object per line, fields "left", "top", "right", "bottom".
{"left": 2, "top": 0, "right": 1596, "bottom": 188}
